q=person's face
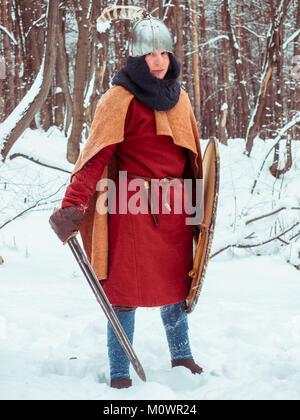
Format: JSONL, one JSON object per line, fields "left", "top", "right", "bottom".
{"left": 145, "top": 50, "right": 170, "bottom": 79}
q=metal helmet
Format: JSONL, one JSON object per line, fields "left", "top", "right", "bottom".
{"left": 129, "top": 17, "right": 173, "bottom": 57}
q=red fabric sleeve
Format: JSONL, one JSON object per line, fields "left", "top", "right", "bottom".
{"left": 62, "top": 143, "right": 117, "bottom": 213}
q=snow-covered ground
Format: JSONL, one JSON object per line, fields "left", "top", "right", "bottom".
{"left": 0, "top": 129, "right": 299, "bottom": 400}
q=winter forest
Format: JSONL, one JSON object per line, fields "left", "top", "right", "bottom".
{"left": 0, "top": 0, "right": 300, "bottom": 401}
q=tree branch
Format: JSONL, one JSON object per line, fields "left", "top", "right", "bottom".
{"left": 245, "top": 207, "right": 300, "bottom": 225}
{"left": 210, "top": 222, "right": 299, "bottom": 259}
{"left": 9, "top": 153, "right": 71, "bottom": 174}
{"left": 0, "top": 183, "right": 67, "bottom": 230}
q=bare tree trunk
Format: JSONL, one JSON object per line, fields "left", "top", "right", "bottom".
{"left": 13, "top": 2, "right": 23, "bottom": 105}
{"left": 85, "top": 2, "right": 108, "bottom": 131}
{"left": 149, "top": 0, "right": 160, "bottom": 17}
{"left": 221, "top": 4, "right": 231, "bottom": 137}
{"left": 200, "top": 1, "right": 215, "bottom": 137}
{"left": 235, "top": 0, "right": 246, "bottom": 79}
{"left": 223, "top": 0, "right": 249, "bottom": 138}
{"left": 269, "top": 24, "right": 292, "bottom": 178}
{"left": 173, "top": 0, "right": 184, "bottom": 82}
{"left": 53, "top": 6, "right": 67, "bottom": 130}
{"left": 0, "top": 56, "right": 5, "bottom": 121}
{"left": 1, "top": 0, "right": 15, "bottom": 116}
{"left": 292, "top": 0, "right": 300, "bottom": 140}
{"left": 1, "top": 0, "right": 59, "bottom": 161}
{"left": 191, "top": 0, "right": 201, "bottom": 125}
{"left": 245, "top": 0, "right": 291, "bottom": 156}
{"left": 67, "top": 0, "right": 91, "bottom": 164}
{"left": 218, "top": 105, "right": 228, "bottom": 145}
{"left": 16, "top": 0, "right": 46, "bottom": 130}
{"left": 260, "top": 79, "right": 274, "bottom": 140}
{"left": 20, "top": 0, "right": 45, "bottom": 87}
{"left": 0, "top": 81, "right": 4, "bottom": 122}
{"left": 54, "top": 57, "right": 65, "bottom": 130}
{"left": 40, "top": 92, "right": 53, "bottom": 131}
{"left": 56, "top": 15, "right": 73, "bottom": 135}
{"left": 269, "top": 137, "right": 292, "bottom": 178}
{"left": 158, "top": 0, "right": 164, "bottom": 19}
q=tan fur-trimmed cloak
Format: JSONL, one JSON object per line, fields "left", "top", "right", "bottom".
{"left": 71, "top": 85, "right": 202, "bottom": 280}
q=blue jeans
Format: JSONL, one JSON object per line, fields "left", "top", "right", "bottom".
{"left": 107, "top": 302, "right": 193, "bottom": 380}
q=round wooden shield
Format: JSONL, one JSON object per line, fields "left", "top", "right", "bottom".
{"left": 185, "top": 138, "right": 220, "bottom": 313}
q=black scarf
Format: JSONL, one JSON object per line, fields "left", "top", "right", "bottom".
{"left": 112, "top": 53, "right": 181, "bottom": 111}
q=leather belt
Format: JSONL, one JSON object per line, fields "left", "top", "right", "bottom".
{"left": 126, "top": 173, "right": 182, "bottom": 226}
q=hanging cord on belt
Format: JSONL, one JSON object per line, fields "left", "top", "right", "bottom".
{"left": 127, "top": 173, "right": 183, "bottom": 226}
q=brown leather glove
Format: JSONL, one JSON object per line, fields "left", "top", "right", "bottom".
{"left": 49, "top": 206, "right": 84, "bottom": 243}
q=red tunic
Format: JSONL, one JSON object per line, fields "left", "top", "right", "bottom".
{"left": 62, "top": 98, "right": 193, "bottom": 307}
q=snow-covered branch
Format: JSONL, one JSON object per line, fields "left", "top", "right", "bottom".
{"left": 211, "top": 221, "right": 299, "bottom": 259}
{"left": 0, "top": 24, "right": 17, "bottom": 45}
{"left": 251, "top": 112, "right": 300, "bottom": 193}
{"left": 25, "top": 14, "right": 46, "bottom": 37}
{"left": 282, "top": 29, "right": 300, "bottom": 50}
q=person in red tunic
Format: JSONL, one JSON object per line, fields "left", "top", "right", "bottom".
{"left": 50, "top": 14, "right": 203, "bottom": 389}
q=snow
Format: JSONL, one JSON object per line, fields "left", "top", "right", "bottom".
{"left": 0, "top": 130, "right": 300, "bottom": 400}
{"left": 7, "top": 126, "right": 74, "bottom": 173}
{"left": 96, "top": 20, "right": 111, "bottom": 34}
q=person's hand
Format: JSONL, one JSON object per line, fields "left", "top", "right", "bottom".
{"left": 49, "top": 207, "right": 84, "bottom": 243}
